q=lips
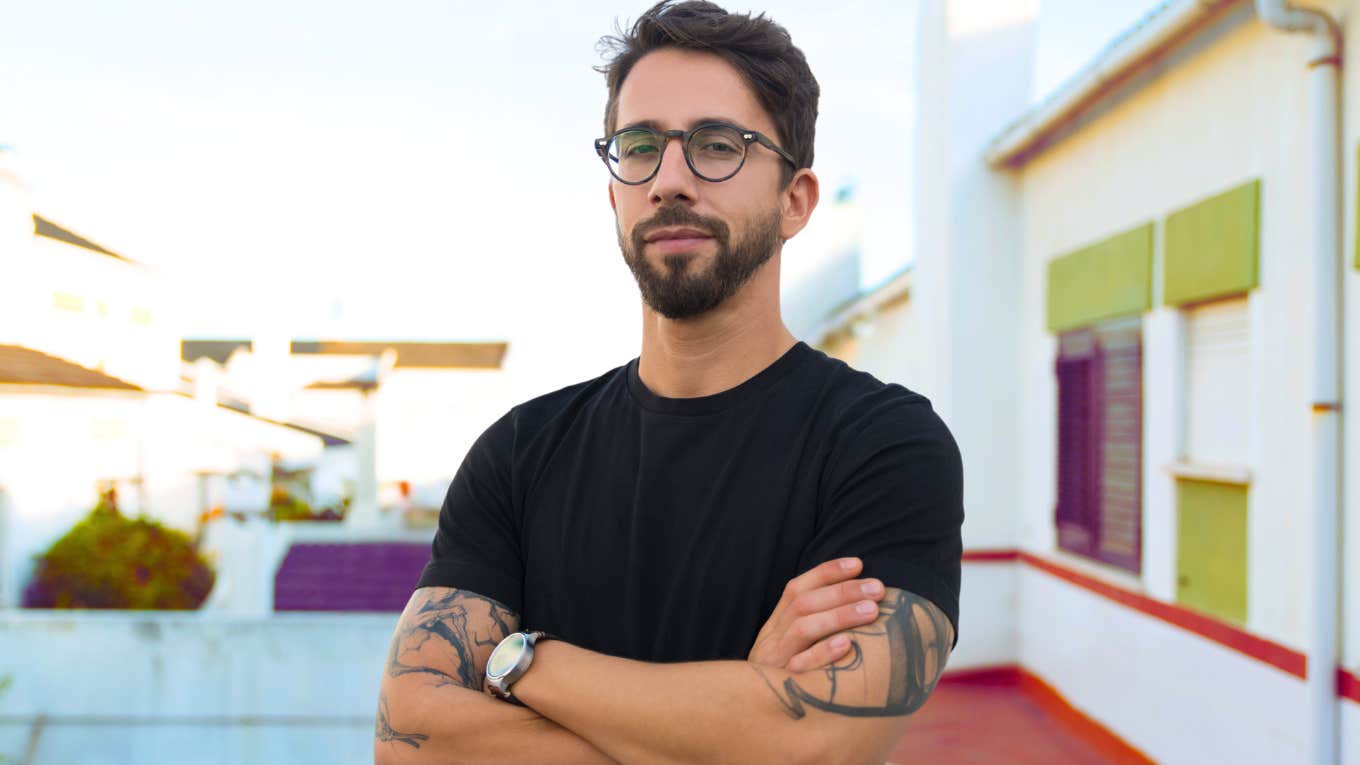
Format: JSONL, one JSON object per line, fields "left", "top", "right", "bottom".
{"left": 644, "top": 226, "right": 714, "bottom": 254}
{"left": 644, "top": 226, "right": 713, "bottom": 244}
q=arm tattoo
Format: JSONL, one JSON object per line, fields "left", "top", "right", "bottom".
{"left": 751, "top": 589, "right": 953, "bottom": 720}
{"left": 375, "top": 690, "right": 429, "bottom": 749}
{"left": 384, "top": 588, "right": 519, "bottom": 689}
{"left": 376, "top": 589, "right": 517, "bottom": 748}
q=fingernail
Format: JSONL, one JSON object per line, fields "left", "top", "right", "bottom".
{"left": 856, "top": 600, "right": 877, "bottom": 615}
{"left": 831, "top": 635, "right": 849, "bottom": 650}
{"left": 861, "top": 581, "right": 883, "bottom": 596}
{"left": 840, "top": 558, "right": 858, "bottom": 571}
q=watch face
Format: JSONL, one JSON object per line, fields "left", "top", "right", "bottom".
{"left": 487, "top": 632, "right": 526, "bottom": 679}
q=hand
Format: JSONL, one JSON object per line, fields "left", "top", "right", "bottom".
{"left": 747, "top": 557, "right": 886, "bottom": 673}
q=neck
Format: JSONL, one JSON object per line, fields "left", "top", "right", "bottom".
{"left": 636, "top": 254, "right": 797, "bottom": 399}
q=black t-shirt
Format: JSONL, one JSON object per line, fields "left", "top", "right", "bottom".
{"left": 416, "top": 341, "right": 963, "bottom": 662}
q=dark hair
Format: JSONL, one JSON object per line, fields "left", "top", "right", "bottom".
{"left": 596, "top": 1, "right": 819, "bottom": 184}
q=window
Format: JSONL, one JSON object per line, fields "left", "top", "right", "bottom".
{"left": 1055, "top": 317, "right": 1143, "bottom": 573}
{"left": 1174, "top": 296, "right": 1250, "bottom": 625}
{"left": 1183, "top": 297, "right": 1250, "bottom": 467}
{"left": 52, "top": 291, "right": 84, "bottom": 313}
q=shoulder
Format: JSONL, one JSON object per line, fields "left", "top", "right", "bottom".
{"left": 802, "top": 349, "right": 944, "bottom": 444}
{"left": 804, "top": 354, "right": 960, "bottom": 487}
{"left": 484, "top": 362, "right": 631, "bottom": 452}
{"left": 455, "top": 363, "right": 630, "bottom": 492}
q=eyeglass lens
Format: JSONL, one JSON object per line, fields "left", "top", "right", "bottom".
{"left": 607, "top": 126, "right": 746, "bottom": 183}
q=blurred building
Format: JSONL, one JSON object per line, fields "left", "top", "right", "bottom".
{"left": 0, "top": 156, "right": 331, "bottom": 609}
{"left": 0, "top": 149, "right": 512, "bottom": 616}
{"left": 180, "top": 337, "right": 511, "bottom": 614}
{"left": 813, "top": 0, "right": 1358, "bottom": 762}
{"left": 780, "top": 182, "right": 864, "bottom": 340}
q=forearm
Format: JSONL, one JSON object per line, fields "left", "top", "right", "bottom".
{"left": 375, "top": 678, "right": 621, "bottom": 765}
{"left": 514, "top": 643, "right": 900, "bottom": 765}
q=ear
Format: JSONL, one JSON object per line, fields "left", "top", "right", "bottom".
{"left": 608, "top": 182, "right": 617, "bottom": 212}
{"left": 778, "top": 168, "right": 819, "bottom": 241}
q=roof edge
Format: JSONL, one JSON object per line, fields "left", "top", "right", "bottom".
{"left": 807, "top": 265, "right": 914, "bottom": 348}
{"left": 32, "top": 214, "right": 137, "bottom": 265}
{"left": 986, "top": 0, "right": 1244, "bottom": 169}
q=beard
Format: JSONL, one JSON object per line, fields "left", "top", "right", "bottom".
{"left": 618, "top": 204, "right": 783, "bottom": 320}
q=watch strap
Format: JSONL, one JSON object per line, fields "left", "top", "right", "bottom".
{"left": 486, "top": 630, "right": 556, "bottom": 705}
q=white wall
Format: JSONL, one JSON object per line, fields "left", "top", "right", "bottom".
{"left": 811, "top": 0, "right": 1035, "bottom": 552}
{"left": 949, "top": 560, "right": 1019, "bottom": 670}
{"left": 0, "top": 155, "right": 33, "bottom": 321}
{"left": 16, "top": 236, "right": 180, "bottom": 393}
{"left": 1336, "top": 0, "right": 1360, "bottom": 680}
{"left": 1344, "top": 701, "right": 1360, "bottom": 765}
{"left": 907, "top": 0, "right": 1037, "bottom": 552}
{"left": 0, "top": 611, "right": 395, "bottom": 765}
{"left": 1017, "top": 563, "right": 1309, "bottom": 763}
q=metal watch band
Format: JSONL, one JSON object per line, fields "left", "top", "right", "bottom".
{"left": 485, "top": 631, "right": 555, "bottom": 705}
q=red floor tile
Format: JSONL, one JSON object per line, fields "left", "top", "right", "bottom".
{"left": 889, "top": 668, "right": 1154, "bottom": 765}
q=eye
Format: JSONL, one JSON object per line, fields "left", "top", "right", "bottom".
{"left": 616, "top": 132, "right": 661, "bottom": 159}
{"left": 690, "top": 127, "right": 744, "bottom": 158}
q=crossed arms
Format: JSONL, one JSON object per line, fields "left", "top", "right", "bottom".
{"left": 374, "top": 557, "right": 954, "bottom": 765}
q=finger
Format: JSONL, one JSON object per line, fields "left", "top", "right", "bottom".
{"left": 781, "top": 557, "right": 862, "bottom": 603}
{"left": 787, "top": 634, "right": 853, "bottom": 673}
{"left": 790, "top": 578, "right": 885, "bottom": 617}
{"left": 789, "top": 599, "right": 881, "bottom": 648}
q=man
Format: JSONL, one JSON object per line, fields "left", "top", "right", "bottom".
{"left": 375, "top": 2, "right": 963, "bottom": 763}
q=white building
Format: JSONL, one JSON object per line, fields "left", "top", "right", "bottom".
{"left": 816, "top": 1, "right": 1359, "bottom": 762}
{"left": 0, "top": 155, "right": 330, "bottom": 608}
{"left": 180, "top": 337, "right": 512, "bottom": 517}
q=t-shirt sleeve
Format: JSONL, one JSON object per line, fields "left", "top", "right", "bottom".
{"left": 801, "top": 392, "right": 964, "bottom": 650}
{"left": 414, "top": 410, "right": 525, "bottom": 615}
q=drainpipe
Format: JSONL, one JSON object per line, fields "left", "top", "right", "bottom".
{"left": 1253, "top": 2, "right": 1343, "bottom": 764}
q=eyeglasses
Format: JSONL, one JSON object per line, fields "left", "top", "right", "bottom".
{"left": 594, "top": 122, "right": 797, "bottom": 185}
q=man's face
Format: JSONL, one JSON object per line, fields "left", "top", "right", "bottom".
{"left": 609, "top": 47, "right": 788, "bottom": 320}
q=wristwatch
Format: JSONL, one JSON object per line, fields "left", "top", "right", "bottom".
{"left": 484, "top": 630, "right": 554, "bottom": 705}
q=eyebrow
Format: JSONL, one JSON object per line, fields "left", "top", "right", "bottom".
{"left": 616, "top": 116, "right": 744, "bottom": 132}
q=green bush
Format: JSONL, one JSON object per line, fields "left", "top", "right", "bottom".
{"left": 269, "top": 486, "right": 315, "bottom": 521}
{"left": 22, "top": 504, "right": 215, "bottom": 610}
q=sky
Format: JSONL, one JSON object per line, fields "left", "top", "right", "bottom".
{"left": 1033, "top": 0, "right": 1168, "bottom": 99}
{"left": 1, "top": 0, "right": 1161, "bottom": 381}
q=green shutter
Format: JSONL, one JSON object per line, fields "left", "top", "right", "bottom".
{"left": 1175, "top": 478, "right": 1248, "bottom": 625}
{"left": 1046, "top": 223, "right": 1154, "bottom": 332}
{"left": 1164, "top": 180, "right": 1260, "bottom": 305}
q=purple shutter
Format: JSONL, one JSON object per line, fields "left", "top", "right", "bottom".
{"left": 1055, "top": 350, "right": 1095, "bottom": 555}
{"left": 1093, "top": 327, "right": 1142, "bottom": 573}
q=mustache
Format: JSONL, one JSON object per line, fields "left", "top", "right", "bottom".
{"left": 631, "top": 206, "right": 731, "bottom": 249}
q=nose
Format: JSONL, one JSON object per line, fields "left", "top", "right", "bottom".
{"left": 647, "top": 135, "right": 699, "bottom": 206}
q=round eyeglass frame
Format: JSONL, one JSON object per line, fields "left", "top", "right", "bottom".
{"left": 593, "top": 122, "right": 797, "bottom": 185}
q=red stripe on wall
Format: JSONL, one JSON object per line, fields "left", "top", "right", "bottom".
{"left": 1017, "top": 550, "right": 1307, "bottom": 679}
{"left": 962, "top": 548, "right": 1308, "bottom": 680}
{"left": 1340, "top": 667, "right": 1360, "bottom": 705}
{"left": 961, "top": 549, "right": 1019, "bottom": 562}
